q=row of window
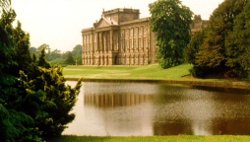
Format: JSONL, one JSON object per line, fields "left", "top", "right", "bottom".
{"left": 83, "top": 25, "right": 150, "bottom": 53}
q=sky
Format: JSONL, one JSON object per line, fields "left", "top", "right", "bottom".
{"left": 12, "top": 0, "right": 224, "bottom": 52}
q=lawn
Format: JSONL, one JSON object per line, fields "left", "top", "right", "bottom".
{"left": 63, "top": 64, "right": 192, "bottom": 80}
{"left": 49, "top": 136, "right": 250, "bottom": 142}
{"left": 63, "top": 64, "right": 250, "bottom": 89}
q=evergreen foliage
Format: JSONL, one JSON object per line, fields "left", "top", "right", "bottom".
{"left": 149, "top": 0, "right": 193, "bottom": 68}
{"left": 0, "top": 1, "right": 82, "bottom": 141}
{"left": 0, "top": 7, "right": 40, "bottom": 142}
{"left": 13, "top": 22, "right": 32, "bottom": 72}
{"left": 19, "top": 52, "right": 82, "bottom": 139}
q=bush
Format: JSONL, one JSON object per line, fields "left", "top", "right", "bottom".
{"left": 19, "top": 51, "right": 82, "bottom": 139}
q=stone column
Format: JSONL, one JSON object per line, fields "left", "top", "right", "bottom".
{"left": 94, "top": 33, "right": 97, "bottom": 52}
{"left": 100, "top": 32, "right": 103, "bottom": 53}
{"left": 110, "top": 30, "right": 113, "bottom": 51}
{"left": 103, "top": 32, "right": 106, "bottom": 53}
{"left": 97, "top": 32, "right": 100, "bottom": 52}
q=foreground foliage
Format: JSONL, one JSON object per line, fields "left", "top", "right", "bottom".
{"left": 49, "top": 136, "right": 250, "bottom": 142}
{"left": 18, "top": 54, "right": 82, "bottom": 139}
{"left": 150, "top": 0, "right": 193, "bottom": 68}
{"left": 0, "top": 1, "right": 81, "bottom": 141}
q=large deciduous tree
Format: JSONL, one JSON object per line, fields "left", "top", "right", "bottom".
{"left": 149, "top": 0, "right": 193, "bottom": 68}
{"left": 225, "top": 0, "right": 250, "bottom": 77}
{"left": 193, "top": 0, "right": 248, "bottom": 78}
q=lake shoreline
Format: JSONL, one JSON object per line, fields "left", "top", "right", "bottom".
{"left": 50, "top": 135, "right": 250, "bottom": 142}
{"left": 66, "top": 77, "right": 250, "bottom": 90}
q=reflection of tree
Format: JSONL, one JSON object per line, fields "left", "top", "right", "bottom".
{"left": 153, "top": 84, "right": 188, "bottom": 104}
{"left": 153, "top": 119, "right": 192, "bottom": 135}
{"left": 192, "top": 86, "right": 250, "bottom": 94}
{"left": 152, "top": 83, "right": 250, "bottom": 136}
{"left": 84, "top": 93, "right": 152, "bottom": 108}
{"left": 211, "top": 118, "right": 250, "bottom": 135}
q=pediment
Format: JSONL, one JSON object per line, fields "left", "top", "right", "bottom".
{"left": 95, "top": 18, "right": 111, "bottom": 28}
{"left": 94, "top": 16, "right": 118, "bottom": 28}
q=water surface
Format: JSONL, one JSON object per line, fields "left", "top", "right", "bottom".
{"left": 63, "top": 81, "right": 250, "bottom": 136}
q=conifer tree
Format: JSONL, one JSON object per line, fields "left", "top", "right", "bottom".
{"left": 0, "top": 5, "right": 41, "bottom": 142}
{"left": 0, "top": 1, "right": 82, "bottom": 141}
{"left": 18, "top": 49, "right": 82, "bottom": 139}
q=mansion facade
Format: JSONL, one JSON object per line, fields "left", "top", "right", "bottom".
{"left": 82, "top": 8, "right": 206, "bottom": 66}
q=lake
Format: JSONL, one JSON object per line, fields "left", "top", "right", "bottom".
{"left": 63, "top": 81, "right": 250, "bottom": 136}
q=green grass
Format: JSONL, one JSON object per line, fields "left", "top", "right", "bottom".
{"left": 63, "top": 64, "right": 192, "bottom": 80}
{"left": 49, "top": 136, "right": 250, "bottom": 142}
{"left": 63, "top": 64, "right": 250, "bottom": 89}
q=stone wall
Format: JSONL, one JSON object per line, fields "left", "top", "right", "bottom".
{"left": 82, "top": 8, "right": 157, "bottom": 66}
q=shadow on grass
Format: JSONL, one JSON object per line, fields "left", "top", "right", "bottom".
{"left": 49, "top": 136, "right": 112, "bottom": 142}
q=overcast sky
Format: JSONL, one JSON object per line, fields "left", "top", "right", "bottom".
{"left": 12, "top": 0, "right": 224, "bottom": 52}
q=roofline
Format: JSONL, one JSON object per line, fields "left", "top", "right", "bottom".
{"left": 81, "top": 28, "right": 94, "bottom": 33}
{"left": 120, "top": 17, "right": 150, "bottom": 26}
{"left": 103, "top": 8, "right": 140, "bottom": 16}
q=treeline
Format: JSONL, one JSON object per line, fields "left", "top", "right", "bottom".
{"left": 185, "top": 0, "right": 250, "bottom": 78}
{"left": 0, "top": 1, "right": 81, "bottom": 141}
{"left": 150, "top": 0, "right": 249, "bottom": 79}
{"left": 30, "top": 44, "right": 82, "bottom": 66}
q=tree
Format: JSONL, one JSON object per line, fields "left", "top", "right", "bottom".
{"left": 29, "top": 47, "right": 37, "bottom": 56}
{"left": 0, "top": 6, "right": 41, "bottom": 141}
{"left": 38, "top": 48, "right": 50, "bottom": 68}
{"left": 48, "top": 49, "right": 62, "bottom": 60}
{"left": 149, "top": 0, "right": 193, "bottom": 68}
{"left": 18, "top": 51, "right": 82, "bottom": 139}
{"left": 64, "top": 51, "right": 75, "bottom": 65}
{"left": 193, "top": 0, "right": 248, "bottom": 77}
{"left": 72, "top": 44, "right": 82, "bottom": 65}
{"left": 184, "top": 29, "right": 206, "bottom": 64}
{"left": 0, "top": 1, "right": 82, "bottom": 141}
{"left": 225, "top": 0, "right": 250, "bottom": 77}
{"left": 13, "top": 22, "right": 32, "bottom": 72}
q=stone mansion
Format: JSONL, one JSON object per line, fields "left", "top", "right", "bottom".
{"left": 82, "top": 8, "right": 206, "bottom": 66}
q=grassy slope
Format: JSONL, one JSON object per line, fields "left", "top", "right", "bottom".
{"left": 63, "top": 64, "right": 250, "bottom": 89}
{"left": 63, "top": 64, "right": 192, "bottom": 80}
{"left": 50, "top": 136, "right": 250, "bottom": 142}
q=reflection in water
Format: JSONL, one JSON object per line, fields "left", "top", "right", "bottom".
{"left": 211, "top": 119, "right": 250, "bottom": 135}
{"left": 64, "top": 81, "right": 250, "bottom": 136}
{"left": 84, "top": 93, "right": 152, "bottom": 108}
